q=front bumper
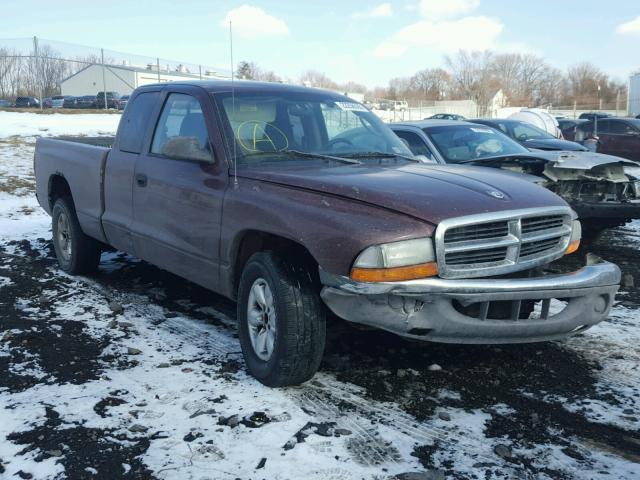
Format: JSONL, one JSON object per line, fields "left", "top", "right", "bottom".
{"left": 320, "top": 261, "right": 621, "bottom": 344}
{"left": 571, "top": 200, "right": 640, "bottom": 221}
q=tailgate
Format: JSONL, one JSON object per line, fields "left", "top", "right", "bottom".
{"left": 35, "top": 137, "right": 111, "bottom": 243}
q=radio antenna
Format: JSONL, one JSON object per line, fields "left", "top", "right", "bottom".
{"left": 229, "top": 21, "right": 238, "bottom": 189}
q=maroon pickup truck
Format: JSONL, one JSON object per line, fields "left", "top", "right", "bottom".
{"left": 34, "top": 81, "right": 620, "bottom": 386}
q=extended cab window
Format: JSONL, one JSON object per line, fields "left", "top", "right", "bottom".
{"left": 151, "top": 93, "right": 213, "bottom": 162}
{"left": 118, "top": 92, "right": 159, "bottom": 154}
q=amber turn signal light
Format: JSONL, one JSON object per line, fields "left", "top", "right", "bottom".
{"left": 565, "top": 239, "right": 581, "bottom": 255}
{"left": 351, "top": 262, "right": 438, "bottom": 283}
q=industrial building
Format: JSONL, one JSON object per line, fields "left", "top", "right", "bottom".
{"left": 629, "top": 71, "right": 640, "bottom": 116}
{"left": 61, "top": 64, "right": 225, "bottom": 96}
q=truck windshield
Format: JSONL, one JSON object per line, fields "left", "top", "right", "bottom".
{"left": 424, "top": 124, "right": 529, "bottom": 163}
{"left": 214, "top": 90, "right": 413, "bottom": 165}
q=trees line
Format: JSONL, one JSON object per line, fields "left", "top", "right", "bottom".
{"left": 238, "top": 50, "right": 629, "bottom": 111}
{"left": 0, "top": 44, "right": 628, "bottom": 113}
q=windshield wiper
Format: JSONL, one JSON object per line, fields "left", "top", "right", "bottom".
{"left": 457, "top": 153, "right": 537, "bottom": 164}
{"left": 340, "top": 151, "right": 421, "bottom": 162}
{"left": 244, "top": 149, "right": 361, "bottom": 165}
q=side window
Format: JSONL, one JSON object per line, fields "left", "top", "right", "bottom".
{"left": 609, "top": 121, "right": 635, "bottom": 135}
{"left": 394, "top": 130, "right": 434, "bottom": 160}
{"left": 151, "top": 93, "right": 213, "bottom": 162}
{"left": 495, "top": 123, "right": 509, "bottom": 134}
{"left": 118, "top": 92, "right": 159, "bottom": 154}
{"left": 594, "top": 120, "right": 610, "bottom": 134}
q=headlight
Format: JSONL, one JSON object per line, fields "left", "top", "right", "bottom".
{"left": 565, "top": 219, "right": 581, "bottom": 255}
{"left": 351, "top": 238, "right": 438, "bottom": 282}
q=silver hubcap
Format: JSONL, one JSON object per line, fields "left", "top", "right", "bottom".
{"left": 56, "top": 212, "right": 72, "bottom": 261}
{"left": 247, "top": 278, "right": 276, "bottom": 361}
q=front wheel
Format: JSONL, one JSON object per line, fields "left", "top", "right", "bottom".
{"left": 237, "top": 252, "right": 326, "bottom": 387}
{"left": 52, "top": 197, "right": 101, "bottom": 274}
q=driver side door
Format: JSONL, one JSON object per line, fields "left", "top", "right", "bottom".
{"left": 131, "top": 87, "right": 229, "bottom": 292}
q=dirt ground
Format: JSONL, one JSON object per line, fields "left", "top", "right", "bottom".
{"left": 1, "top": 132, "right": 639, "bottom": 479}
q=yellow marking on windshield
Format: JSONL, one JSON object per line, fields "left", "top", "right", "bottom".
{"left": 236, "top": 121, "right": 289, "bottom": 152}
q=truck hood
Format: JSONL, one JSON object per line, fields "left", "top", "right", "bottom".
{"left": 237, "top": 162, "right": 567, "bottom": 225}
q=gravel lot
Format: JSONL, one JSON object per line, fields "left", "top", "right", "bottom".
{"left": 0, "top": 112, "right": 639, "bottom": 479}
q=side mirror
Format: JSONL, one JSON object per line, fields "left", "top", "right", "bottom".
{"left": 161, "top": 137, "right": 215, "bottom": 163}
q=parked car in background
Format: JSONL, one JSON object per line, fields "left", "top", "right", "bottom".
{"left": 42, "top": 97, "right": 52, "bottom": 109}
{"left": 75, "top": 95, "right": 97, "bottom": 109}
{"left": 51, "top": 95, "right": 68, "bottom": 108}
{"left": 62, "top": 96, "right": 79, "bottom": 108}
{"left": 95, "top": 91, "right": 121, "bottom": 109}
{"left": 33, "top": 81, "right": 620, "bottom": 386}
{"left": 393, "top": 100, "right": 408, "bottom": 111}
{"left": 14, "top": 96, "right": 40, "bottom": 108}
{"left": 118, "top": 94, "right": 130, "bottom": 110}
{"left": 557, "top": 118, "right": 588, "bottom": 141}
{"left": 391, "top": 120, "right": 640, "bottom": 236}
{"left": 579, "top": 112, "right": 611, "bottom": 121}
{"left": 471, "top": 119, "right": 588, "bottom": 151}
{"left": 575, "top": 118, "right": 640, "bottom": 161}
{"left": 0, "top": 99, "right": 11, "bottom": 108}
{"left": 427, "top": 113, "right": 466, "bottom": 121}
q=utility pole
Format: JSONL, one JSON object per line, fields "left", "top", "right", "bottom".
{"left": 101, "top": 49, "right": 107, "bottom": 110}
{"left": 616, "top": 89, "right": 620, "bottom": 116}
{"left": 199, "top": 65, "right": 202, "bottom": 80}
{"left": 33, "top": 36, "right": 43, "bottom": 110}
{"left": 157, "top": 58, "right": 161, "bottom": 82}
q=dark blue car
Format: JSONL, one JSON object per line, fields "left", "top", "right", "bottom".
{"left": 470, "top": 119, "right": 588, "bottom": 151}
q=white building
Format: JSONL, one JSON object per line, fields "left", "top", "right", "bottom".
{"left": 61, "top": 64, "right": 226, "bottom": 96}
{"left": 629, "top": 71, "right": 640, "bottom": 117}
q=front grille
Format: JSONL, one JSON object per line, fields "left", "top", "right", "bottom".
{"left": 521, "top": 215, "right": 565, "bottom": 234}
{"left": 435, "top": 208, "right": 573, "bottom": 279}
{"left": 519, "top": 237, "right": 562, "bottom": 258}
{"left": 446, "top": 247, "right": 508, "bottom": 265}
{"left": 444, "top": 221, "right": 509, "bottom": 243}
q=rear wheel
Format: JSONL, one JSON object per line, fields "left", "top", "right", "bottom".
{"left": 52, "top": 197, "right": 101, "bottom": 274}
{"left": 237, "top": 252, "right": 326, "bottom": 387}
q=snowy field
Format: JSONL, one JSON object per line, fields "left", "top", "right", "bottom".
{"left": 0, "top": 111, "right": 639, "bottom": 479}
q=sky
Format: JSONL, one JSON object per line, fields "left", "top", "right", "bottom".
{"left": 1, "top": 0, "right": 639, "bottom": 87}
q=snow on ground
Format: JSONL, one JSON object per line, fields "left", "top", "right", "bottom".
{"left": 0, "top": 112, "right": 639, "bottom": 479}
{"left": 0, "top": 111, "right": 120, "bottom": 139}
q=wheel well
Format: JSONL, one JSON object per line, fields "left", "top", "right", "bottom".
{"left": 48, "top": 174, "right": 72, "bottom": 208}
{"left": 232, "top": 231, "right": 319, "bottom": 296}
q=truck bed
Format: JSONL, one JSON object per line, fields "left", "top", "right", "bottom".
{"left": 54, "top": 136, "right": 116, "bottom": 148}
{"left": 34, "top": 137, "right": 111, "bottom": 243}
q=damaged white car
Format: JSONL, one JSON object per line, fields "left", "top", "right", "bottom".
{"left": 391, "top": 120, "right": 640, "bottom": 238}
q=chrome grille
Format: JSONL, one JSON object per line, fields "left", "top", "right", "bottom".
{"left": 521, "top": 215, "right": 565, "bottom": 234}
{"left": 444, "top": 221, "right": 509, "bottom": 243}
{"left": 435, "top": 207, "right": 573, "bottom": 279}
{"left": 446, "top": 246, "right": 508, "bottom": 265}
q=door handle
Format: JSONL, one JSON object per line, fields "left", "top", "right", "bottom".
{"left": 135, "top": 173, "right": 147, "bottom": 187}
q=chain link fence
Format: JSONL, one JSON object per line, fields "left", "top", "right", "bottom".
{"left": 0, "top": 37, "right": 229, "bottom": 109}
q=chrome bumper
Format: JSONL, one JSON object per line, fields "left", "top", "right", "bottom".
{"left": 320, "top": 261, "right": 621, "bottom": 344}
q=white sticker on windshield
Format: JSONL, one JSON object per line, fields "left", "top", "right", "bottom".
{"left": 335, "top": 102, "right": 368, "bottom": 112}
{"left": 470, "top": 127, "right": 495, "bottom": 134}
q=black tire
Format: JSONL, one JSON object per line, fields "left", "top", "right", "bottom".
{"left": 237, "top": 251, "right": 326, "bottom": 387}
{"left": 51, "top": 196, "right": 101, "bottom": 274}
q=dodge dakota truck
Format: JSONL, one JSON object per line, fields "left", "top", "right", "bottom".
{"left": 34, "top": 81, "right": 621, "bottom": 387}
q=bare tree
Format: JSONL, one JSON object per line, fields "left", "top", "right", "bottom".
{"left": 299, "top": 70, "right": 338, "bottom": 89}
{"left": 445, "top": 50, "right": 498, "bottom": 115}
{"left": 410, "top": 68, "right": 452, "bottom": 100}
